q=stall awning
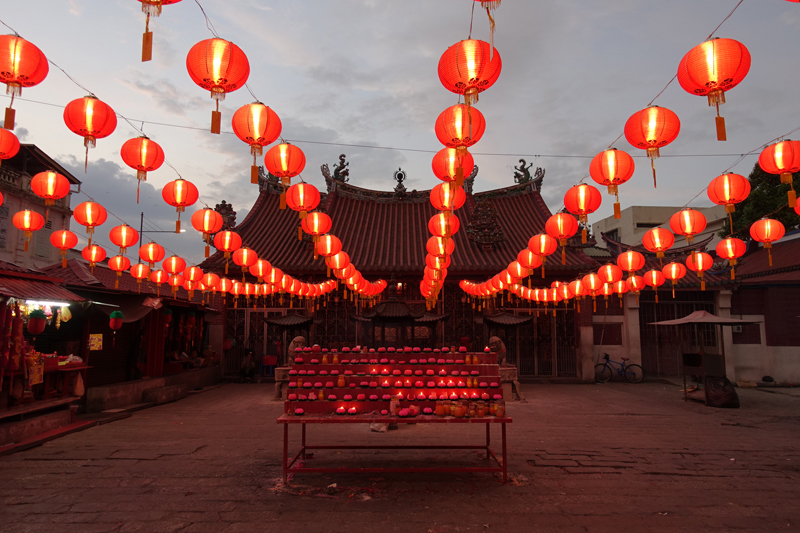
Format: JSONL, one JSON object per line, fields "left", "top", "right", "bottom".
{"left": 263, "top": 313, "right": 314, "bottom": 328}
{"left": 0, "top": 277, "right": 85, "bottom": 302}
{"left": 650, "top": 310, "right": 762, "bottom": 326}
{"left": 479, "top": 312, "right": 533, "bottom": 327}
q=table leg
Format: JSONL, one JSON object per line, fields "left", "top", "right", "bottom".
{"left": 486, "top": 423, "right": 491, "bottom": 460}
{"left": 282, "top": 424, "right": 288, "bottom": 485}
{"left": 301, "top": 423, "right": 306, "bottom": 459}
{"left": 502, "top": 422, "right": 508, "bottom": 483}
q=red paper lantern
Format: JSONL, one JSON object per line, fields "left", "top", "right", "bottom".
{"left": 27, "top": 312, "right": 46, "bottom": 336}
{"left": 616, "top": 250, "right": 645, "bottom": 277}
{"left": 218, "top": 277, "right": 233, "bottom": 294}
{"left": 232, "top": 102, "right": 282, "bottom": 183}
{"left": 183, "top": 280, "right": 199, "bottom": 299}
{"left": 685, "top": 252, "right": 714, "bottom": 291}
{"left": 563, "top": 184, "right": 601, "bottom": 243}
{"left": 108, "top": 224, "right": 139, "bottom": 255}
{"left": 138, "top": 0, "right": 182, "bottom": 61}
{"left": 545, "top": 213, "right": 579, "bottom": 265}
{"left": 163, "top": 255, "right": 186, "bottom": 275}
{"left": 249, "top": 259, "right": 271, "bottom": 282}
{"left": 63, "top": 96, "right": 117, "bottom": 170}
{"left": 120, "top": 136, "right": 165, "bottom": 202}
{"left": 427, "top": 236, "right": 455, "bottom": 258}
{"left": 430, "top": 183, "right": 466, "bottom": 213}
{"left": 517, "top": 249, "right": 543, "bottom": 271}
{"left": 568, "top": 279, "right": 587, "bottom": 305}
{"left": 438, "top": 39, "right": 502, "bottom": 105}
{"left": 716, "top": 237, "right": 747, "bottom": 280}
{"left": 109, "top": 311, "right": 124, "bottom": 333}
{"left": 643, "top": 269, "right": 666, "bottom": 303}
{"left": 12, "top": 210, "right": 44, "bottom": 251}
{"left": 582, "top": 273, "right": 602, "bottom": 311}
{"left": 0, "top": 128, "right": 20, "bottom": 164}
{"left": 50, "top": 230, "right": 78, "bottom": 268}
{"left": 264, "top": 142, "right": 305, "bottom": 179}
{"left": 190, "top": 208, "right": 223, "bottom": 257}
{"left": 232, "top": 246, "right": 258, "bottom": 280}
{"left": 707, "top": 173, "right": 751, "bottom": 213}
{"left": 598, "top": 264, "right": 623, "bottom": 285}
{"left": 82, "top": 244, "right": 106, "bottom": 270}
{"left": 0, "top": 35, "right": 48, "bottom": 130}
{"left": 589, "top": 149, "right": 635, "bottom": 218}
{"left": 162, "top": 178, "right": 199, "bottom": 232}
{"left": 139, "top": 242, "right": 165, "bottom": 269}
{"left": 662, "top": 262, "right": 687, "bottom": 298}
{"left": 758, "top": 140, "right": 800, "bottom": 208}
{"left": 750, "top": 218, "right": 785, "bottom": 267}
{"left": 624, "top": 106, "right": 680, "bottom": 187}
{"left": 642, "top": 228, "right": 675, "bottom": 259}
{"left": 428, "top": 213, "right": 460, "bottom": 238}
{"left": 669, "top": 208, "right": 707, "bottom": 245}
{"left": 325, "top": 251, "right": 349, "bottom": 277}
{"left": 285, "top": 183, "right": 320, "bottom": 219}
{"left": 316, "top": 235, "right": 342, "bottom": 258}
{"left": 435, "top": 104, "right": 486, "bottom": 150}
{"left": 202, "top": 272, "right": 220, "bottom": 293}
{"left": 432, "top": 147, "right": 474, "bottom": 187}
{"left": 168, "top": 273, "right": 185, "bottom": 296}
{"left": 427, "top": 254, "right": 451, "bottom": 271}
{"left": 108, "top": 255, "right": 131, "bottom": 289}
{"left": 613, "top": 280, "right": 629, "bottom": 307}
{"left": 186, "top": 38, "right": 250, "bottom": 133}
{"left": 73, "top": 201, "right": 108, "bottom": 243}
{"left": 528, "top": 233, "right": 557, "bottom": 277}
{"left": 30, "top": 171, "right": 70, "bottom": 206}
{"left": 130, "top": 263, "right": 151, "bottom": 292}
{"left": 213, "top": 231, "right": 242, "bottom": 274}
{"left": 628, "top": 275, "right": 646, "bottom": 294}
{"left": 507, "top": 261, "right": 528, "bottom": 280}
{"left": 184, "top": 265, "right": 203, "bottom": 283}
{"left": 264, "top": 267, "right": 283, "bottom": 287}
{"left": 677, "top": 38, "right": 750, "bottom": 141}
{"left": 301, "top": 211, "right": 332, "bottom": 239}
{"left": 150, "top": 270, "right": 168, "bottom": 295}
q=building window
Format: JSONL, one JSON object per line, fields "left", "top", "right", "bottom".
{"left": 636, "top": 222, "right": 662, "bottom": 229}
{"left": 606, "top": 229, "right": 619, "bottom": 242}
{"left": 34, "top": 219, "right": 53, "bottom": 257}
{"left": 0, "top": 206, "right": 7, "bottom": 250}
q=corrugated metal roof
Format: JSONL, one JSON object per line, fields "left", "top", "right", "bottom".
{"left": 0, "top": 277, "right": 85, "bottom": 301}
{"left": 199, "top": 179, "right": 598, "bottom": 278}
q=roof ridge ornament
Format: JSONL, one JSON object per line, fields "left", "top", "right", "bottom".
{"left": 393, "top": 168, "right": 408, "bottom": 199}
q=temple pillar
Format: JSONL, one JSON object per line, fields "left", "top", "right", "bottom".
{"left": 576, "top": 298, "right": 595, "bottom": 382}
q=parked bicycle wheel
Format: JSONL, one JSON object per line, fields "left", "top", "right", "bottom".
{"left": 595, "top": 363, "right": 612, "bottom": 383}
{"left": 624, "top": 364, "right": 644, "bottom": 383}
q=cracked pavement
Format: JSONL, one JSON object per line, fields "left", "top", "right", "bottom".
{"left": 1, "top": 382, "right": 799, "bottom": 532}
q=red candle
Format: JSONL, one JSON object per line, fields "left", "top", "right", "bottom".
{"left": 336, "top": 407, "right": 346, "bottom": 415}
{"left": 348, "top": 407, "right": 357, "bottom": 415}
{"left": 447, "top": 380, "right": 455, "bottom": 387}
{"left": 449, "top": 393, "right": 458, "bottom": 400}
{"left": 484, "top": 346, "right": 490, "bottom": 353}
{"left": 397, "top": 392, "right": 404, "bottom": 400}
{"left": 395, "top": 380, "right": 403, "bottom": 388}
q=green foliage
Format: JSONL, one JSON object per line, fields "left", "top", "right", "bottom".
{"left": 720, "top": 163, "right": 800, "bottom": 239}
{"left": 29, "top": 309, "right": 47, "bottom": 319}
{"left": 110, "top": 311, "right": 124, "bottom": 319}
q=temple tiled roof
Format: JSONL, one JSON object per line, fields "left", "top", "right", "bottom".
{"left": 199, "top": 176, "right": 598, "bottom": 278}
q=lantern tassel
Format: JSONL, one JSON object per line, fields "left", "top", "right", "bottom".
{"left": 561, "top": 246, "right": 566, "bottom": 266}
{"left": 788, "top": 188, "right": 796, "bottom": 209}
{"left": 4, "top": 106, "right": 15, "bottom": 131}
{"left": 582, "top": 228, "right": 587, "bottom": 244}
{"left": 716, "top": 115, "right": 727, "bottom": 142}
{"left": 614, "top": 200, "right": 621, "bottom": 220}
{"left": 487, "top": 8, "right": 496, "bottom": 61}
{"left": 175, "top": 217, "right": 180, "bottom": 233}
{"left": 650, "top": 159, "right": 657, "bottom": 188}
{"left": 211, "top": 100, "right": 221, "bottom": 135}
{"left": 205, "top": 244, "right": 210, "bottom": 258}
{"left": 62, "top": 256, "right": 67, "bottom": 269}
{"left": 731, "top": 268, "right": 735, "bottom": 280}
{"left": 142, "top": 13, "right": 153, "bottom": 62}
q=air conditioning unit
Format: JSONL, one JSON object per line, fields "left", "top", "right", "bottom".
{"left": 732, "top": 325, "right": 743, "bottom": 333}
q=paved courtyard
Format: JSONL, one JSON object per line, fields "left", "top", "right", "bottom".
{"left": 1, "top": 382, "right": 799, "bottom": 532}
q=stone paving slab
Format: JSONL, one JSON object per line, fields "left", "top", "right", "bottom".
{"left": 1, "top": 382, "right": 799, "bottom": 532}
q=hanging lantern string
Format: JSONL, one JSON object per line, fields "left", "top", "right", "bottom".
{"left": 193, "top": 0, "right": 222, "bottom": 39}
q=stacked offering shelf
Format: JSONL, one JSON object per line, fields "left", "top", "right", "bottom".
{"left": 284, "top": 352, "right": 503, "bottom": 417}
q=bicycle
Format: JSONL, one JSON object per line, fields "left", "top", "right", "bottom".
{"left": 594, "top": 353, "right": 644, "bottom": 383}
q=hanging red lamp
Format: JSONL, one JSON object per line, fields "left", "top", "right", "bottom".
{"left": 685, "top": 252, "right": 714, "bottom": 291}
{"left": 232, "top": 102, "right": 282, "bottom": 183}
{"left": 669, "top": 208, "right": 707, "bottom": 245}
{"left": 662, "top": 262, "right": 687, "bottom": 298}
{"left": 130, "top": 263, "right": 151, "bottom": 292}
{"left": 641, "top": 228, "right": 675, "bottom": 259}
{"left": 108, "top": 255, "right": 131, "bottom": 289}
{"left": 213, "top": 230, "right": 242, "bottom": 274}
{"left": 264, "top": 143, "right": 306, "bottom": 208}
{"left": 139, "top": 242, "right": 165, "bottom": 269}
{"left": 432, "top": 147, "right": 474, "bottom": 188}
{"left": 30, "top": 171, "right": 70, "bottom": 206}
{"left": 628, "top": 275, "right": 646, "bottom": 296}
{"left": 435, "top": 104, "right": 486, "bottom": 154}
{"left": 438, "top": 39, "right": 502, "bottom": 106}
{"left": 758, "top": 140, "right": 800, "bottom": 208}
{"left": 598, "top": 264, "right": 623, "bottom": 285}
{"left": 249, "top": 259, "right": 271, "bottom": 283}
{"left": 82, "top": 244, "right": 106, "bottom": 273}
{"left": 528, "top": 234, "right": 557, "bottom": 278}
{"left": 643, "top": 269, "right": 666, "bottom": 303}
{"left": 73, "top": 201, "right": 107, "bottom": 245}
{"left": 12, "top": 210, "right": 44, "bottom": 251}
{"left": 184, "top": 265, "right": 203, "bottom": 283}
{"left": 150, "top": 270, "right": 168, "bottom": 296}
{"left": 202, "top": 272, "right": 220, "bottom": 294}
{"left": 186, "top": 38, "right": 250, "bottom": 134}
{"left": 0, "top": 128, "right": 20, "bottom": 164}
{"left": 324, "top": 250, "right": 348, "bottom": 277}
{"left": 120, "top": 136, "right": 165, "bottom": 203}
{"left": 707, "top": 173, "right": 751, "bottom": 228}
{"left": 301, "top": 211, "right": 332, "bottom": 257}
{"left": 163, "top": 254, "right": 186, "bottom": 277}
{"left": 168, "top": 273, "right": 185, "bottom": 296}
{"left": 316, "top": 235, "right": 343, "bottom": 265}
{"left": 108, "top": 224, "right": 139, "bottom": 255}
{"left": 545, "top": 213, "right": 579, "bottom": 264}
{"left": 232, "top": 246, "right": 257, "bottom": 282}
{"left": 0, "top": 34, "right": 48, "bottom": 130}
{"left": 427, "top": 236, "right": 455, "bottom": 258}
{"left": 63, "top": 96, "right": 117, "bottom": 171}
{"left": 50, "top": 230, "right": 78, "bottom": 268}
{"left": 581, "top": 272, "right": 602, "bottom": 312}
{"left": 190, "top": 208, "right": 223, "bottom": 257}
{"left": 563, "top": 184, "right": 601, "bottom": 244}
{"left": 750, "top": 218, "right": 785, "bottom": 267}
{"left": 162, "top": 177, "right": 199, "bottom": 232}
{"left": 427, "top": 254, "right": 451, "bottom": 271}
{"left": 589, "top": 149, "right": 635, "bottom": 219}
{"left": 430, "top": 183, "right": 466, "bottom": 215}
{"left": 677, "top": 38, "right": 750, "bottom": 141}
{"left": 183, "top": 280, "right": 199, "bottom": 300}
{"left": 428, "top": 213, "right": 460, "bottom": 239}
{"left": 616, "top": 250, "right": 646, "bottom": 279}
{"left": 716, "top": 237, "right": 747, "bottom": 280}
{"left": 285, "top": 182, "right": 320, "bottom": 220}
{"left": 624, "top": 106, "right": 680, "bottom": 187}
{"left": 613, "top": 279, "right": 629, "bottom": 308}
